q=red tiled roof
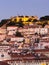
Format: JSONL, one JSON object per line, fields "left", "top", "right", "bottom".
{"left": 7, "top": 26, "right": 17, "bottom": 27}
{"left": 0, "top": 61, "right": 9, "bottom": 65}
{"left": 8, "top": 53, "right": 49, "bottom": 61}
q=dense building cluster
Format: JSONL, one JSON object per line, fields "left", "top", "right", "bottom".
{"left": 0, "top": 16, "right": 49, "bottom": 65}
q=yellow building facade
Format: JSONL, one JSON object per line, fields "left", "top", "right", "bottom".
{"left": 10, "top": 16, "right": 38, "bottom": 25}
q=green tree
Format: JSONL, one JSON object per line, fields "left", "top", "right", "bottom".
{"left": 15, "top": 31, "right": 23, "bottom": 37}
{"left": 40, "top": 15, "right": 49, "bottom": 21}
{"left": 0, "top": 19, "right": 10, "bottom": 27}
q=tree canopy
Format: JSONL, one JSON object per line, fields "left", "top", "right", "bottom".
{"left": 0, "top": 19, "right": 10, "bottom": 27}
{"left": 15, "top": 31, "right": 24, "bottom": 37}
{"left": 40, "top": 15, "right": 49, "bottom": 21}
{"left": 33, "top": 19, "right": 38, "bottom": 23}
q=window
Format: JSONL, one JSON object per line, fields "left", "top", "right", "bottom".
{"left": 1, "top": 54, "right": 4, "bottom": 57}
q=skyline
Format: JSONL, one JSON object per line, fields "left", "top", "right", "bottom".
{"left": 0, "top": 0, "right": 49, "bottom": 20}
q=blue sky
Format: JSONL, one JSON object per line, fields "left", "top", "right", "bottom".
{"left": 0, "top": 0, "right": 49, "bottom": 20}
